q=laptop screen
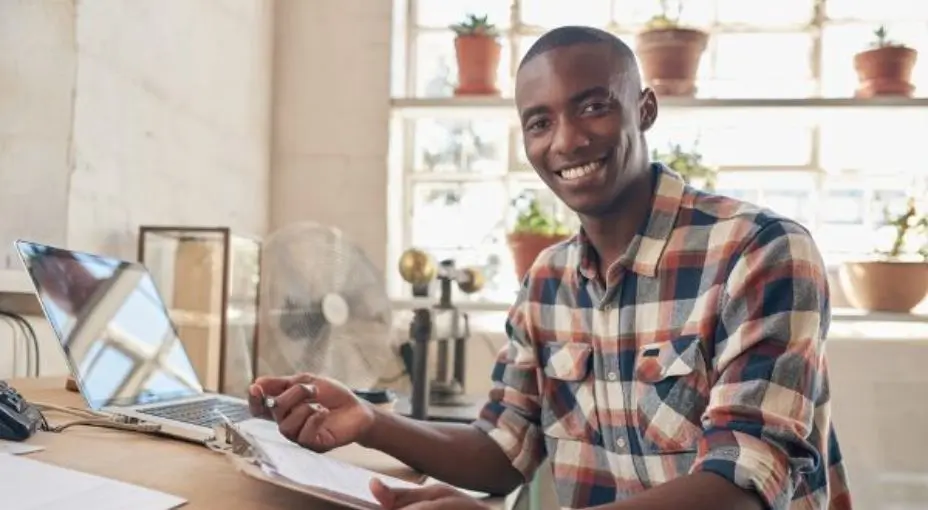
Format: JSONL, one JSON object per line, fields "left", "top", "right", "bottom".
{"left": 15, "top": 240, "right": 204, "bottom": 410}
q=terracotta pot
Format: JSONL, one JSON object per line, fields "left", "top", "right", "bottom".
{"left": 853, "top": 46, "right": 918, "bottom": 98}
{"left": 453, "top": 35, "right": 501, "bottom": 96}
{"left": 837, "top": 260, "right": 928, "bottom": 313}
{"left": 635, "top": 28, "right": 709, "bottom": 97}
{"left": 507, "top": 232, "right": 570, "bottom": 280}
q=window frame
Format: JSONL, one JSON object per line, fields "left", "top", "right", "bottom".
{"left": 387, "top": 0, "right": 928, "bottom": 304}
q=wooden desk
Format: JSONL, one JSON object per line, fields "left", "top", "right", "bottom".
{"left": 10, "top": 377, "right": 504, "bottom": 509}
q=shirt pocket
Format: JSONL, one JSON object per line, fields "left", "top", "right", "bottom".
{"left": 634, "top": 335, "right": 710, "bottom": 454}
{"left": 540, "top": 341, "right": 600, "bottom": 441}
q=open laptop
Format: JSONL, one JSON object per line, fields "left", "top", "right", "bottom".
{"left": 14, "top": 239, "right": 254, "bottom": 444}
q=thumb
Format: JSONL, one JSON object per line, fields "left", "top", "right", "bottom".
{"left": 370, "top": 478, "right": 398, "bottom": 508}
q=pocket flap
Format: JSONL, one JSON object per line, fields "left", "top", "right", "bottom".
{"left": 636, "top": 335, "right": 702, "bottom": 383}
{"left": 543, "top": 342, "right": 593, "bottom": 381}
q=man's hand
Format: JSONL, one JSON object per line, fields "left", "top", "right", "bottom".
{"left": 370, "top": 479, "right": 491, "bottom": 510}
{"left": 248, "top": 373, "right": 375, "bottom": 452}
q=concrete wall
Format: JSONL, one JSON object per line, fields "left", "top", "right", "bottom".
{"left": 66, "top": 0, "right": 274, "bottom": 258}
{"left": 0, "top": 0, "right": 274, "bottom": 263}
{"left": 0, "top": 0, "right": 76, "bottom": 266}
{"left": 269, "top": 0, "right": 393, "bottom": 272}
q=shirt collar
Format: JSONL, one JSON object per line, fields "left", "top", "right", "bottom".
{"left": 575, "top": 162, "right": 686, "bottom": 280}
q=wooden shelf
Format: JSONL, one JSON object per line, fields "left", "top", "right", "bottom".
{"left": 390, "top": 96, "right": 928, "bottom": 119}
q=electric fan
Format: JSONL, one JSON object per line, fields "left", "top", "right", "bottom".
{"left": 255, "top": 222, "right": 395, "bottom": 392}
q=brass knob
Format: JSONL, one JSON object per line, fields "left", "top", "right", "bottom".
{"left": 457, "top": 268, "right": 485, "bottom": 294}
{"left": 398, "top": 248, "right": 436, "bottom": 286}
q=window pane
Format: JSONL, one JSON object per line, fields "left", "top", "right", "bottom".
{"left": 702, "top": 32, "right": 814, "bottom": 98}
{"left": 716, "top": 0, "right": 814, "bottom": 25}
{"left": 647, "top": 119, "right": 813, "bottom": 168}
{"left": 415, "top": 31, "right": 512, "bottom": 97}
{"left": 508, "top": 184, "right": 572, "bottom": 230}
{"left": 613, "top": 0, "right": 715, "bottom": 27}
{"left": 819, "top": 114, "right": 928, "bottom": 173}
{"left": 820, "top": 22, "right": 928, "bottom": 98}
{"left": 520, "top": 0, "right": 611, "bottom": 28}
{"left": 410, "top": 181, "right": 508, "bottom": 250}
{"left": 413, "top": 118, "right": 509, "bottom": 174}
{"left": 714, "top": 170, "right": 817, "bottom": 226}
{"left": 416, "top": 0, "right": 511, "bottom": 29}
{"left": 699, "top": 124, "right": 813, "bottom": 167}
{"left": 826, "top": 0, "right": 928, "bottom": 21}
{"left": 872, "top": 189, "right": 910, "bottom": 224}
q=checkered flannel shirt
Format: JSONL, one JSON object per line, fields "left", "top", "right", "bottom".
{"left": 474, "top": 163, "right": 852, "bottom": 510}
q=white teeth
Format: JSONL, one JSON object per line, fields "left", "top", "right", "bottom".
{"left": 559, "top": 160, "right": 602, "bottom": 181}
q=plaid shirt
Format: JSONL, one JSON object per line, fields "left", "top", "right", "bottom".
{"left": 474, "top": 164, "right": 852, "bottom": 510}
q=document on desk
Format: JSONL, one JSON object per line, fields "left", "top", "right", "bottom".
{"left": 0, "top": 454, "right": 186, "bottom": 510}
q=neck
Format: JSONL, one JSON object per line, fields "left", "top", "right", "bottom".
{"left": 579, "top": 167, "right": 656, "bottom": 272}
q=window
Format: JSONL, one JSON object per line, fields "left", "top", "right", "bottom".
{"left": 390, "top": 0, "right": 928, "bottom": 304}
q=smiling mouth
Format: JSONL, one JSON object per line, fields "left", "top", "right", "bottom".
{"left": 555, "top": 157, "right": 608, "bottom": 181}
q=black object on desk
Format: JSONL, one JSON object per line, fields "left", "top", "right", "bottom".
{"left": 0, "top": 380, "right": 44, "bottom": 441}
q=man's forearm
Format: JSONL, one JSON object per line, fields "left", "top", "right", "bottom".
{"left": 593, "top": 472, "right": 764, "bottom": 510}
{"left": 358, "top": 407, "right": 523, "bottom": 496}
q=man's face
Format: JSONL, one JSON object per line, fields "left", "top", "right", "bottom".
{"left": 515, "top": 43, "right": 655, "bottom": 216}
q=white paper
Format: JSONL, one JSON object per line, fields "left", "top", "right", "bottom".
{"left": 0, "top": 454, "right": 186, "bottom": 510}
{"left": 236, "top": 419, "right": 490, "bottom": 503}
{"left": 253, "top": 435, "right": 420, "bottom": 505}
{"left": 0, "top": 439, "right": 45, "bottom": 455}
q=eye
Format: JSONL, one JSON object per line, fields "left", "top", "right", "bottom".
{"left": 581, "top": 101, "right": 610, "bottom": 115}
{"left": 525, "top": 118, "right": 550, "bottom": 133}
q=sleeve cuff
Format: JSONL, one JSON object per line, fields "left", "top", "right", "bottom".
{"left": 472, "top": 400, "right": 544, "bottom": 481}
{"left": 689, "top": 429, "right": 794, "bottom": 509}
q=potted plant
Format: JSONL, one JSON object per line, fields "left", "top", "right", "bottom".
{"left": 838, "top": 197, "right": 928, "bottom": 313}
{"left": 853, "top": 25, "right": 919, "bottom": 98}
{"left": 507, "top": 196, "right": 571, "bottom": 280}
{"left": 651, "top": 142, "right": 717, "bottom": 191}
{"left": 450, "top": 14, "right": 502, "bottom": 96}
{"left": 635, "top": 0, "right": 709, "bottom": 97}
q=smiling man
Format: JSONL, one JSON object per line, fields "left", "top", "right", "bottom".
{"left": 467, "top": 25, "right": 853, "bottom": 509}
{"left": 248, "top": 25, "right": 853, "bottom": 510}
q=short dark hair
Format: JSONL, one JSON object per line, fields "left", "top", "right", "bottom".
{"left": 518, "top": 25, "right": 638, "bottom": 72}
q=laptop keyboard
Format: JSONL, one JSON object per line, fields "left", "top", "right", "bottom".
{"left": 137, "top": 398, "right": 252, "bottom": 428}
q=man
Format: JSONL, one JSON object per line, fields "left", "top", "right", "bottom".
{"left": 249, "top": 26, "right": 852, "bottom": 510}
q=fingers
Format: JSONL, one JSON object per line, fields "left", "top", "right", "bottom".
{"left": 271, "top": 382, "right": 321, "bottom": 423}
{"left": 296, "top": 404, "right": 330, "bottom": 448}
{"left": 277, "top": 402, "right": 313, "bottom": 441}
{"left": 247, "top": 374, "right": 316, "bottom": 418}
{"left": 248, "top": 379, "right": 281, "bottom": 418}
{"left": 370, "top": 479, "right": 459, "bottom": 510}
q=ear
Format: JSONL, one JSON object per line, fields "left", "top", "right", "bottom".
{"left": 638, "top": 88, "right": 658, "bottom": 132}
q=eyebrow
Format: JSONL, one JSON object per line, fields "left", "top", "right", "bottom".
{"left": 519, "top": 85, "right": 613, "bottom": 125}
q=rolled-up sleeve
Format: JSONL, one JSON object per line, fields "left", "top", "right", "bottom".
{"left": 690, "top": 219, "right": 829, "bottom": 510}
{"left": 472, "top": 283, "right": 545, "bottom": 481}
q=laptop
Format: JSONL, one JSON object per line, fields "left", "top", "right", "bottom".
{"left": 14, "top": 239, "right": 254, "bottom": 444}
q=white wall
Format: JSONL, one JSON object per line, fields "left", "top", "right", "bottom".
{"left": 66, "top": 0, "right": 274, "bottom": 258}
{"left": 269, "top": 0, "right": 393, "bottom": 273}
{"left": 0, "top": 0, "right": 76, "bottom": 266}
{"left": 0, "top": 0, "right": 273, "bottom": 261}
{"left": 0, "top": 0, "right": 276, "bottom": 378}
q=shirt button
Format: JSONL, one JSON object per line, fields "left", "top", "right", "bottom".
{"left": 616, "top": 437, "right": 627, "bottom": 449}
{"left": 607, "top": 372, "right": 617, "bottom": 381}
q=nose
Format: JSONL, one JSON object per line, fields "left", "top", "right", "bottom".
{"left": 550, "top": 117, "right": 590, "bottom": 156}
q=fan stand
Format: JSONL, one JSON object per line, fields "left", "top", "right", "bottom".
{"left": 404, "top": 258, "right": 480, "bottom": 421}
